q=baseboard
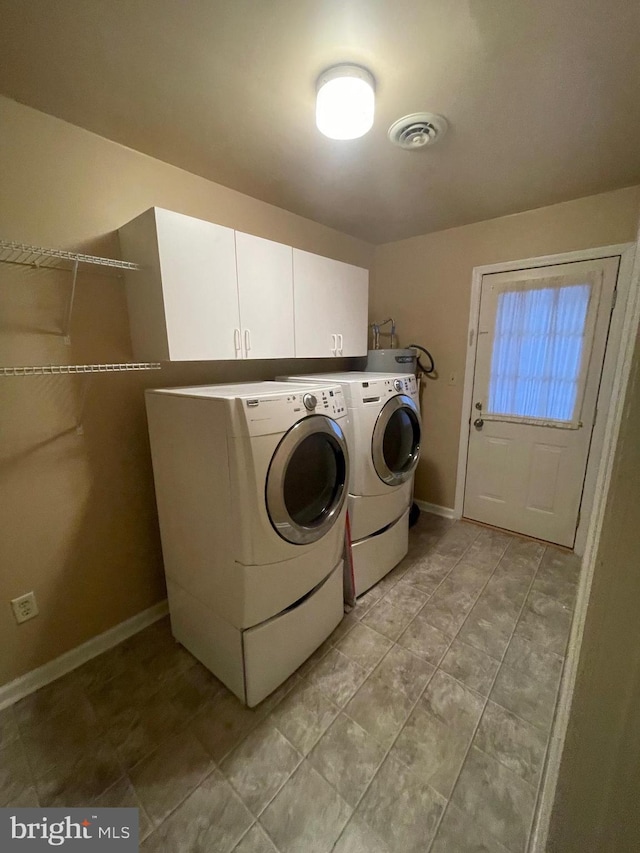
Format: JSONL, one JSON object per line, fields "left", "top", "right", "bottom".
{"left": 414, "top": 500, "right": 459, "bottom": 520}
{"left": 0, "top": 599, "right": 169, "bottom": 711}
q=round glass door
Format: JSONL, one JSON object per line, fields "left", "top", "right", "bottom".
{"left": 372, "top": 394, "right": 421, "bottom": 486}
{"left": 266, "top": 415, "right": 349, "bottom": 544}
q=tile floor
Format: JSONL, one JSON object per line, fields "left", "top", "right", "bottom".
{"left": 0, "top": 514, "right": 580, "bottom": 852}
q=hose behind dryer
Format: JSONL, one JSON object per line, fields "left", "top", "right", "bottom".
{"left": 408, "top": 344, "right": 435, "bottom": 375}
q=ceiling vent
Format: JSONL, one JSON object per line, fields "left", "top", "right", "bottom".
{"left": 388, "top": 112, "right": 448, "bottom": 150}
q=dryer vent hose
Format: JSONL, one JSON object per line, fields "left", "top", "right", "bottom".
{"left": 408, "top": 344, "right": 435, "bottom": 375}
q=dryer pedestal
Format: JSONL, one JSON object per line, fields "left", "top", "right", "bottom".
{"left": 348, "top": 481, "right": 412, "bottom": 541}
{"left": 351, "top": 508, "right": 409, "bottom": 596}
{"left": 167, "top": 561, "right": 343, "bottom": 707}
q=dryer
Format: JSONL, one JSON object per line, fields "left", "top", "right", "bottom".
{"left": 145, "top": 381, "right": 349, "bottom": 706}
{"left": 278, "top": 372, "right": 421, "bottom": 596}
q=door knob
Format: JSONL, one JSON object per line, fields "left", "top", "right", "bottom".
{"left": 474, "top": 418, "right": 484, "bottom": 430}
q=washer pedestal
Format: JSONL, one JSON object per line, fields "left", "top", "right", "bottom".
{"left": 167, "top": 561, "right": 343, "bottom": 707}
{"left": 351, "top": 508, "right": 410, "bottom": 597}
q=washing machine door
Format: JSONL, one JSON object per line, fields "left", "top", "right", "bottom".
{"left": 372, "top": 394, "right": 421, "bottom": 486}
{"left": 266, "top": 415, "right": 349, "bottom": 545}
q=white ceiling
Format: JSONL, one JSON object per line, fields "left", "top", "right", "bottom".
{"left": 1, "top": 0, "right": 639, "bottom": 243}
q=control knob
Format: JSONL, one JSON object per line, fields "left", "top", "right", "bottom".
{"left": 393, "top": 379, "right": 403, "bottom": 392}
{"left": 302, "top": 393, "right": 317, "bottom": 411}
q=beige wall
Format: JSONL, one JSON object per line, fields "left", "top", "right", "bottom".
{"left": 0, "top": 96, "right": 374, "bottom": 687}
{"left": 371, "top": 185, "right": 640, "bottom": 507}
{"left": 548, "top": 322, "right": 640, "bottom": 853}
{"left": 2, "top": 92, "right": 639, "bottom": 691}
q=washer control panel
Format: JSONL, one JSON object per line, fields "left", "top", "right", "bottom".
{"left": 358, "top": 373, "right": 417, "bottom": 403}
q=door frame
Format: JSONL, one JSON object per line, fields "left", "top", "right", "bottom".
{"left": 454, "top": 242, "right": 636, "bottom": 555}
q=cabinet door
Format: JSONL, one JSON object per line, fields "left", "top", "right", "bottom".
{"left": 293, "top": 249, "right": 369, "bottom": 358}
{"left": 292, "top": 249, "right": 337, "bottom": 357}
{"left": 156, "top": 208, "right": 240, "bottom": 361}
{"left": 337, "top": 264, "right": 369, "bottom": 356}
{"left": 235, "top": 232, "right": 294, "bottom": 359}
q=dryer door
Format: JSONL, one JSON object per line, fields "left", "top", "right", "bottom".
{"left": 266, "top": 415, "right": 349, "bottom": 545}
{"left": 372, "top": 394, "right": 421, "bottom": 486}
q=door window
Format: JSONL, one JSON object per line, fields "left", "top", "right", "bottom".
{"left": 283, "top": 432, "right": 343, "bottom": 526}
{"left": 266, "top": 415, "right": 348, "bottom": 545}
{"left": 487, "top": 281, "right": 596, "bottom": 426}
{"left": 372, "top": 395, "right": 421, "bottom": 485}
{"left": 383, "top": 407, "right": 419, "bottom": 474}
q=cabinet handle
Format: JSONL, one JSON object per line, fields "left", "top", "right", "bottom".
{"left": 234, "top": 328, "right": 241, "bottom": 357}
{"left": 331, "top": 333, "right": 337, "bottom": 355}
{"left": 244, "top": 328, "right": 251, "bottom": 355}
{"left": 338, "top": 333, "right": 343, "bottom": 355}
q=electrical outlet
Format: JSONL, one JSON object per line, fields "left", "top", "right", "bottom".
{"left": 11, "top": 591, "right": 39, "bottom": 624}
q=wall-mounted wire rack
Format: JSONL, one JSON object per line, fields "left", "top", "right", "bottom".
{"left": 1, "top": 238, "right": 161, "bottom": 432}
{"left": 0, "top": 240, "right": 141, "bottom": 272}
{"left": 0, "top": 362, "right": 161, "bottom": 434}
{"left": 0, "top": 238, "right": 142, "bottom": 345}
{"left": 1, "top": 363, "right": 161, "bottom": 376}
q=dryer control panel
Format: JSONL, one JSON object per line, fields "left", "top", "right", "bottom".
{"left": 241, "top": 384, "right": 347, "bottom": 436}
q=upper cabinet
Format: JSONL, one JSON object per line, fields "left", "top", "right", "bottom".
{"left": 293, "top": 249, "right": 369, "bottom": 358}
{"left": 119, "top": 207, "right": 367, "bottom": 362}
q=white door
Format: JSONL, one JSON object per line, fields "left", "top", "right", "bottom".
{"left": 235, "top": 232, "right": 294, "bottom": 359}
{"left": 463, "top": 257, "right": 619, "bottom": 547}
{"left": 156, "top": 209, "right": 240, "bottom": 361}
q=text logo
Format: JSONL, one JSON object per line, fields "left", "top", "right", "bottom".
{"left": 1, "top": 809, "right": 138, "bottom": 851}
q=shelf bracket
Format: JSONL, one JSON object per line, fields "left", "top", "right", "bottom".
{"left": 63, "top": 259, "right": 79, "bottom": 345}
{"left": 76, "top": 375, "right": 90, "bottom": 435}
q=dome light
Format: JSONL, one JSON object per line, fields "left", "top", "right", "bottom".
{"left": 316, "top": 65, "right": 375, "bottom": 140}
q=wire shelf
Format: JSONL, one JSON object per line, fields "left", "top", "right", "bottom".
{"left": 0, "top": 240, "right": 141, "bottom": 271}
{"left": 1, "top": 363, "right": 161, "bottom": 376}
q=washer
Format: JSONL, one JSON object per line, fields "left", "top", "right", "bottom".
{"left": 145, "top": 381, "right": 349, "bottom": 706}
{"left": 278, "top": 371, "right": 421, "bottom": 596}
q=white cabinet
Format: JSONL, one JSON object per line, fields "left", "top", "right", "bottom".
{"left": 235, "top": 231, "right": 294, "bottom": 359}
{"left": 119, "top": 207, "right": 367, "bottom": 362}
{"left": 120, "top": 209, "right": 294, "bottom": 362}
{"left": 120, "top": 208, "right": 239, "bottom": 361}
{"left": 293, "top": 249, "right": 368, "bottom": 358}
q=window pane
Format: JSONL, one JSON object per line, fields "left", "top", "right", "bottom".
{"left": 487, "top": 283, "right": 591, "bottom": 422}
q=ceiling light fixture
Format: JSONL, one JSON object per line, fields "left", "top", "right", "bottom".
{"left": 316, "top": 65, "right": 375, "bottom": 140}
